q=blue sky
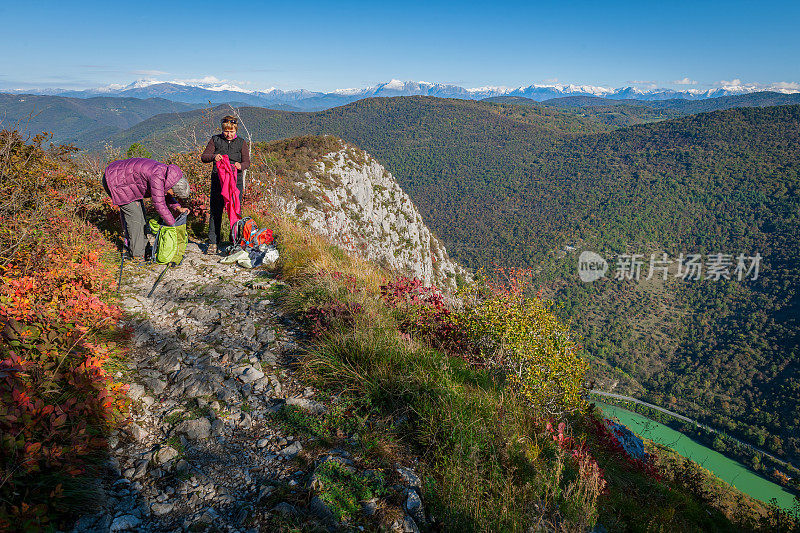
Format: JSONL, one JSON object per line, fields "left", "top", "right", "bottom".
{"left": 4, "top": 0, "right": 798, "bottom": 92}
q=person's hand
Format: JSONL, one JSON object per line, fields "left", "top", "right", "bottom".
{"left": 179, "top": 207, "right": 190, "bottom": 214}
{"left": 214, "top": 154, "right": 223, "bottom": 162}
{"left": 234, "top": 162, "right": 242, "bottom": 170}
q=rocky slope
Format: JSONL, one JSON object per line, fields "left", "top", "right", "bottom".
{"left": 264, "top": 139, "right": 466, "bottom": 290}
{"left": 69, "top": 243, "right": 428, "bottom": 533}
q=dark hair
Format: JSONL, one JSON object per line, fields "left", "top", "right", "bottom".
{"left": 221, "top": 115, "right": 238, "bottom": 130}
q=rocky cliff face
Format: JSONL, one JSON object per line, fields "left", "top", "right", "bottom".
{"left": 269, "top": 139, "right": 466, "bottom": 289}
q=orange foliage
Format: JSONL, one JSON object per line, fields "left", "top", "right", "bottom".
{"left": 0, "top": 131, "right": 129, "bottom": 530}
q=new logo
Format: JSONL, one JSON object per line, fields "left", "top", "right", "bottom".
{"left": 578, "top": 251, "right": 608, "bottom": 282}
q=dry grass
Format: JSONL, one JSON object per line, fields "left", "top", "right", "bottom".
{"left": 262, "top": 212, "right": 391, "bottom": 290}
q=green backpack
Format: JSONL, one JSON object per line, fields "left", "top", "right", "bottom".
{"left": 148, "top": 212, "right": 188, "bottom": 265}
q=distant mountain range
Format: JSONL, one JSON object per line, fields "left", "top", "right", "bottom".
{"left": 4, "top": 78, "right": 799, "bottom": 111}
{"left": 5, "top": 88, "right": 800, "bottom": 147}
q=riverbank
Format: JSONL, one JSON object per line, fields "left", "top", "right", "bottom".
{"left": 596, "top": 401, "right": 798, "bottom": 511}
{"left": 591, "top": 390, "right": 798, "bottom": 472}
{"left": 591, "top": 390, "right": 800, "bottom": 495}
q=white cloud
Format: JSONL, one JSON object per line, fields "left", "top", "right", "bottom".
{"left": 467, "top": 85, "right": 510, "bottom": 93}
{"left": 96, "top": 83, "right": 126, "bottom": 92}
{"left": 332, "top": 87, "right": 362, "bottom": 95}
{"left": 628, "top": 80, "right": 658, "bottom": 90}
{"left": 131, "top": 69, "right": 169, "bottom": 76}
{"left": 712, "top": 78, "right": 800, "bottom": 94}
{"left": 769, "top": 81, "right": 800, "bottom": 92}
{"left": 174, "top": 75, "right": 221, "bottom": 85}
{"left": 672, "top": 77, "right": 698, "bottom": 85}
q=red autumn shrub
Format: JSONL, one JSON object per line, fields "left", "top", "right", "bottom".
{"left": 298, "top": 271, "right": 364, "bottom": 337}
{"left": 304, "top": 300, "right": 365, "bottom": 337}
{"left": 380, "top": 277, "right": 448, "bottom": 334}
{"left": 588, "top": 415, "right": 661, "bottom": 481}
{"left": 0, "top": 131, "right": 129, "bottom": 530}
{"left": 546, "top": 419, "right": 608, "bottom": 495}
{"left": 380, "top": 276, "right": 471, "bottom": 356}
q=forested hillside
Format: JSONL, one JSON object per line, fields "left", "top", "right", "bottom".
{"left": 0, "top": 93, "right": 197, "bottom": 145}
{"left": 110, "top": 96, "right": 606, "bottom": 149}
{"left": 114, "top": 97, "right": 800, "bottom": 465}
{"left": 483, "top": 95, "right": 683, "bottom": 126}
{"left": 484, "top": 91, "right": 800, "bottom": 127}
{"left": 528, "top": 108, "right": 800, "bottom": 464}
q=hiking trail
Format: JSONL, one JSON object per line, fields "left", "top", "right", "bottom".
{"left": 68, "top": 242, "right": 426, "bottom": 533}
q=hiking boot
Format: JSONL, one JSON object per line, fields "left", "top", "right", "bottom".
{"left": 206, "top": 243, "right": 217, "bottom": 255}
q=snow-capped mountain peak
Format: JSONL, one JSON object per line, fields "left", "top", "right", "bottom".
{"left": 382, "top": 79, "right": 407, "bottom": 90}
{"left": 333, "top": 87, "right": 363, "bottom": 96}
{"left": 4, "top": 77, "right": 798, "bottom": 110}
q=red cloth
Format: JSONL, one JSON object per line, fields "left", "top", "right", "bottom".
{"left": 215, "top": 155, "right": 241, "bottom": 228}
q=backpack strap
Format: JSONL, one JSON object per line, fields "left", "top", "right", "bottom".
{"left": 173, "top": 211, "right": 189, "bottom": 227}
{"left": 148, "top": 218, "right": 161, "bottom": 262}
{"left": 231, "top": 217, "right": 248, "bottom": 246}
{"left": 233, "top": 216, "right": 255, "bottom": 247}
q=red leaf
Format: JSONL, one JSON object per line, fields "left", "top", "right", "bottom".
{"left": 26, "top": 442, "right": 42, "bottom": 455}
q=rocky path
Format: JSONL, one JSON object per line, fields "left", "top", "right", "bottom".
{"left": 69, "top": 242, "right": 427, "bottom": 533}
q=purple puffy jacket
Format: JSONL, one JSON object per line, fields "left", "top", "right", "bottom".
{"left": 103, "top": 158, "right": 184, "bottom": 226}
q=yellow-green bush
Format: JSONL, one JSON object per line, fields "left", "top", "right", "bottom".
{"left": 456, "top": 281, "right": 588, "bottom": 417}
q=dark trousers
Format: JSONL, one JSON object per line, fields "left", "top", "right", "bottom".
{"left": 119, "top": 200, "right": 148, "bottom": 258}
{"left": 208, "top": 171, "right": 244, "bottom": 245}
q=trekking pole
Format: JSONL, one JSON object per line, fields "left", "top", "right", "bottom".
{"left": 146, "top": 212, "right": 188, "bottom": 298}
{"left": 148, "top": 264, "right": 171, "bottom": 298}
{"left": 117, "top": 210, "right": 127, "bottom": 293}
{"left": 227, "top": 103, "right": 250, "bottom": 207}
{"left": 117, "top": 251, "right": 125, "bottom": 293}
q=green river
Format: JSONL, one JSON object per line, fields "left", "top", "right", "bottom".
{"left": 596, "top": 402, "right": 797, "bottom": 510}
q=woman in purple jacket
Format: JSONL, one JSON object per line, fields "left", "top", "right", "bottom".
{"left": 103, "top": 158, "right": 191, "bottom": 262}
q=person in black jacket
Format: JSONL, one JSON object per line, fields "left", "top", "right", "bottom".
{"left": 200, "top": 115, "right": 251, "bottom": 254}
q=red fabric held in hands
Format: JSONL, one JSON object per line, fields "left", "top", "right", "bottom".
{"left": 215, "top": 155, "right": 241, "bottom": 228}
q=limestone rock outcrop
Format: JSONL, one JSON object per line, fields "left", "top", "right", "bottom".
{"left": 271, "top": 140, "right": 466, "bottom": 289}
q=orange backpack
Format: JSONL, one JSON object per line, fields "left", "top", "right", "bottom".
{"left": 251, "top": 228, "right": 274, "bottom": 247}
{"left": 231, "top": 217, "right": 273, "bottom": 249}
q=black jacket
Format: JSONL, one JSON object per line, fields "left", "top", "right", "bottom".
{"left": 200, "top": 134, "right": 250, "bottom": 176}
